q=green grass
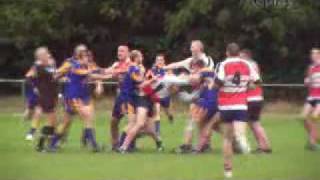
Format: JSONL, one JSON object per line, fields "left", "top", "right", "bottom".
{"left": 0, "top": 97, "right": 319, "bottom": 180}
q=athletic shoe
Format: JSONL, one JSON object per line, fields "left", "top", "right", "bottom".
{"left": 25, "top": 133, "right": 34, "bottom": 141}
{"left": 252, "top": 148, "right": 272, "bottom": 154}
{"left": 156, "top": 140, "right": 164, "bottom": 152}
{"left": 168, "top": 114, "right": 174, "bottom": 123}
{"left": 305, "top": 143, "right": 320, "bottom": 151}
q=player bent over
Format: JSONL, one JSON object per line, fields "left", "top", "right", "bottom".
{"left": 26, "top": 47, "right": 58, "bottom": 152}
{"left": 188, "top": 59, "right": 219, "bottom": 153}
{"left": 302, "top": 48, "right": 320, "bottom": 151}
{"left": 240, "top": 49, "right": 271, "bottom": 153}
{"left": 216, "top": 43, "right": 260, "bottom": 178}
{"left": 164, "top": 40, "right": 214, "bottom": 153}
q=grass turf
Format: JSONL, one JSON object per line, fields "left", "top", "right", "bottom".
{"left": 0, "top": 101, "right": 319, "bottom": 180}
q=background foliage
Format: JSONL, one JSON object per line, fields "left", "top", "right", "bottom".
{"left": 0, "top": 0, "right": 320, "bottom": 82}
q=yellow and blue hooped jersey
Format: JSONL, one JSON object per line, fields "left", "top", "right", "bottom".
{"left": 119, "top": 65, "right": 144, "bottom": 99}
{"left": 58, "top": 57, "right": 92, "bottom": 100}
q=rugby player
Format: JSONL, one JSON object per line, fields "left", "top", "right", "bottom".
{"left": 25, "top": 47, "right": 58, "bottom": 152}
{"left": 216, "top": 43, "right": 260, "bottom": 178}
{"left": 240, "top": 49, "right": 271, "bottom": 153}
{"left": 50, "top": 46, "right": 100, "bottom": 152}
{"left": 146, "top": 53, "right": 174, "bottom": 137}
{"left": 119, "top": 50, "right": 164, "bottom": 153}
{"left": 188, "top": 59, "right": 219, "bottom": 153}
{"left": 164, "top": 40, "right": 214, "bottom": 153}
{"left": 302, "top": 48, "right": 320, "bottom": 151}
{"left": 105, "top": 45, "right": 131, "bottom": 150}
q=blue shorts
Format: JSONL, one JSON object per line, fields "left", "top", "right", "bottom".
{"left": 26, "top": 96, "right": 38, "bottom": 109}
{"left": 112, "top": 95, "right": 136, "bottom": 119}
{"left": 64, "top": 96, "right": 91, "bottom": 115}
{"left": 196, "top": 98, "right": 218, "bottom": 121}
{"left": 220, "top": 110, "right": 248, "bottom": 123}
{"left": 159, "top": 96, "right": 171, "bottom": 108}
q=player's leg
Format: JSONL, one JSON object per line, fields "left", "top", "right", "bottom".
{"left": 161, "top": 97, "right": 174, "bottom": 123}
{"left": 144, "top": 117, "right": 164, "bottom": 151}
{"left": 153, "top": 102, "right": 161, "bottom": 137}
{"left": 36, "top": 99, "right": 57, "bottom": 152}
{"left": 248, "top": 101, "right": 271, "bottom": 153}
{"left": 195, "top": 111, "right": 219, "bottom": 153}
{"left": 50, "top": 112, "right": 73, "bottom": 150}
{"left": 178, "top": 103, "right": 196, "bottom": 153}
{"left": 25, "top": 106, "right": 42, "bottom": 141}
{"left": 222, "top": 122, "right": 234, "bottom": 178}
{"left": 304, "top": 102, "right": 320, "bottom": 150}
{"left": 120, "top": 106, "right": 148, "bottom": 151}
{"left": 233, "top": 111, "right": 251, "bottom": 154}
{"left": 110, "top": 95, "right": 123, "bottom": 150}
{"left": 77, "top": 100, "right": 99, "bottom": 152}
{"left": 119, "top": 102, "right": 137, "bottom": 151}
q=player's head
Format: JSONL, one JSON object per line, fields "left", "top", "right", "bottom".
{"left": 190, "top": 58, "right": 205, "bottom": 72}
{"left": 34, "top": 46, "right": 50, "bottom": 64}
{"left": 240, "top": 49, "right": 253, "bottom": 60}
{"left": 226, "top": 43, "right": 240, "bottom": 57}
{"left": 155, "top": 53, "right": 166, "bottom": 67}
{"left": 130, "top": 50, "right": 143, "bottom": 64}
{"left": 311, "top": 48, "right": 320, "bottom": 64}
{"left": 190, "top": 40, "right": 204, "bottom": 57}
{"left": 78, "top": 50, "right": 90, "bottom": 64}
{"left": 117, "top": 45, "right": 130, "bottom": 61}
{"left": 74, "top": 44, "right": 88, "bottom": 57}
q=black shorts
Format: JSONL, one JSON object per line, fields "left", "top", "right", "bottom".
{"left": 38, "top": 96, "right": 57, "bottom": 113}
{"left": 307, "top": 99, "right": 320, "bottom": 107}
{"left": 248, "top": 101, "right": 263, "bottom": 122}
{"left": 135, "top": 96, "right": 154, "bottom": 117}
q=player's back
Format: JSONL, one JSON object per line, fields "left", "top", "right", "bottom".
{"left": 217, "top": 57, "right": 258, "bottom": 110}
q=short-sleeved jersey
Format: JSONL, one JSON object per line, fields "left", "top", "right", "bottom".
{"left": 111, "top": 60, "right": 131, "bottom": 87}
{"left": 58, "top": 57, "right": 92, "bottom": 99}
{"left": 216, "top": 57, "right": 260, "bottom": 110}
{"left": 33, "top": 64, "right": 58, "bottom": 96}
{"left": 120, "top": 64, "right": 144, "bottom": 98}
{"left": 305, "top": 64, "right": 320, "bottom": 100}
{"left": 198, "top": 69, "right": 218, "bottom": 102}
{"left": 247, "top": 60, "right": 264, "bottom": 102}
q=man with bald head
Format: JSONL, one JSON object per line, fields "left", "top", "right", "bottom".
{"left": 164, "top": 40, "right": 214, "bottom": 153}
{"left": 107, "top": 45, "right": 132, "bottom": 150}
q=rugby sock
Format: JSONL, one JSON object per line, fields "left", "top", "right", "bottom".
{"left": 119, "top": 132, "right": 127, "bottom": 147}
{"left": 28, "top": 128, "right": 36, "bottom": 135}
{"left": 84, "top": 128, "right": 98, "bottom": 148}
{"left": 155, "top": 121, "right": 160, "bottom": 137}
{"left": 37, "top": 126, "right": 54, "bottom": 151}
{"left": 128, "top": 137, "right": 136, "bottom": 151}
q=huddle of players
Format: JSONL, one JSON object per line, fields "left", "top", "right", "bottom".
{"left": 24, "top": 41, "right": 274, "bottom": 178}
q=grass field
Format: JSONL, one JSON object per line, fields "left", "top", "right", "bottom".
{"left": 0, "top": 96, "right": 319, "bottom": 180}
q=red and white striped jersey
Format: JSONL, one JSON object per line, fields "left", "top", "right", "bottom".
{"left": 216, "top": 57, "right": 260, "bottom": 110}
{"left": 247, "top": 60, "right": 264, "bottom": 102}
{"left": 305, "top": 64, "right": 320, "bottom": 100}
